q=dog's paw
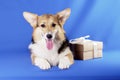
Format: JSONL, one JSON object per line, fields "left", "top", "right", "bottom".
{"left": 34, "top": 58, "right": 51, "bottom": 70}
{"left": 58, "top": 57, "right": 71, "bottom": 69}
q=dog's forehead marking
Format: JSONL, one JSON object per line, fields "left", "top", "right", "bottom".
{"left": 38, "top": 14, "right": 57, "bottom": 23}
{"left": 45, "top": 14, "right": 53, "bottom": 18}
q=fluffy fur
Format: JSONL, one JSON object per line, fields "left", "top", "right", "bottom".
{"left": 23, "top": 8, "right": 74, "bottom": 70}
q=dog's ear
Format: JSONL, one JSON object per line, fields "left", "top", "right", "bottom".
{"left": 57, "top": 8, "right": 71, "bottom": 26}
{"left": 23, "top": 12, "right": 38, "bottom": 28}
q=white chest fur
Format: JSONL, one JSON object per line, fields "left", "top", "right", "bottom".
{"left": 29, "top": 39, "right": 62, "bottom": 66}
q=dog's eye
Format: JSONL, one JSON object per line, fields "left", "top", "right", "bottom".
{"left": 52, "top": 23, "right": 56, "bottom": 27}
{"left": 41, "top": 24, "right": 45, "bottom": 28}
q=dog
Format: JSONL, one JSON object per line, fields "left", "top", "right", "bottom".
{"left": 23, "top": 8, "right": 74, "bottom": 70}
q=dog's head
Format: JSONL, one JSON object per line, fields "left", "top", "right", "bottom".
{"left": 23, "top": 8, "right": 71, "bottom": 50}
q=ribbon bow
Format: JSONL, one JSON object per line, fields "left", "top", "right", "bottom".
{"left": 69, "top": 35, "right": 90, "bottom": 44}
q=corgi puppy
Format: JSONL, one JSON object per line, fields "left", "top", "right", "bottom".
{"left": 23, "top": 8, "right": 74, "bottom": 70}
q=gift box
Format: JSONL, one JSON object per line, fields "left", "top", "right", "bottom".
{"left": 70, "top": 36, "right": 103, "bottom": 60}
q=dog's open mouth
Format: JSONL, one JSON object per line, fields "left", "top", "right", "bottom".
{"left": 46, "top": 39, "right": 53, "bottom": 50}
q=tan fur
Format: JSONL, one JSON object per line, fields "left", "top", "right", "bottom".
{"left": 37, "top": 15, "right": 59, "bottom": 33}
{"left": 31, "top": 53, "right": 36, "bottom": 64}
{"left": 66, "top": 53, "right": 74, "bottom": 64}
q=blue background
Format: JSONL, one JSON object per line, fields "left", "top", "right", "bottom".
{"left": 0, "top": 0, "right": 120, "bottom": 80}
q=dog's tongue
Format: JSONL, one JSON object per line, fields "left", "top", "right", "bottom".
{"left": 46, "top": 40, "right": 53, "bottom": 50}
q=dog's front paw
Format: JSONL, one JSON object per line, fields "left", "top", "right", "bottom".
{"left": 34, "top": 58, "right": 51, "bottom": 70}
{"left": 58, "top": 57, "right": 71, "bottom": 69}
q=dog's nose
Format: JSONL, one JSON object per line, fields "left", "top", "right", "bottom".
{"left": 46, "top": 34, "right": 52, "bottom": 39}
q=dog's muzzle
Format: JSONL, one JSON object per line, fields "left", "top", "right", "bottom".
{"left": 43, "top": 30, "right": 58, "bottom": 50}
{"left": 45, "top": 32, "right": 54, "bottom": 50}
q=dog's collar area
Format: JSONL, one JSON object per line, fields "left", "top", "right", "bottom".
{"left": 58, "top": 39, "right": 69, "bottom": 54}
